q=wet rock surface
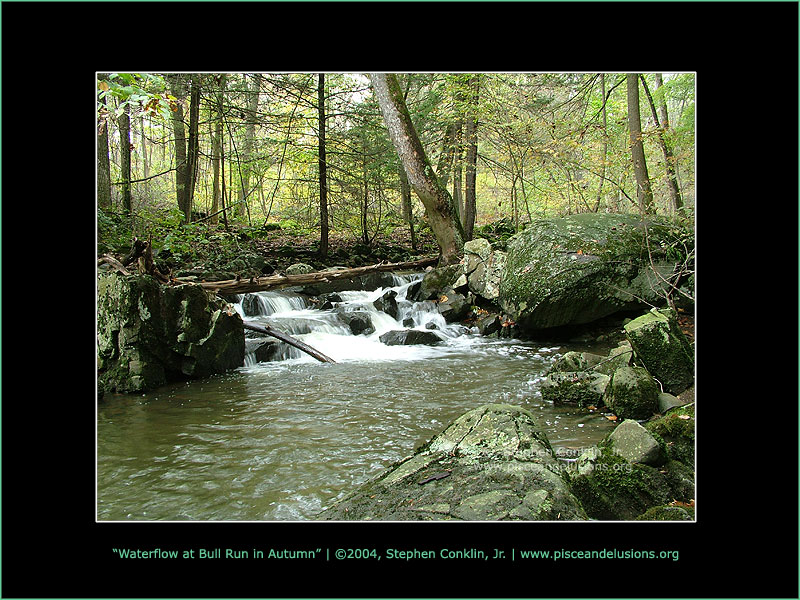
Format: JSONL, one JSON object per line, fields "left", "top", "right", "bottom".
{"left": 316, "top": 404, "right": 587, "bottom": 521}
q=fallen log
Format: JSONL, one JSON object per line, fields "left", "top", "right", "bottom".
{"left": 192, "top": 256, "right": 438, "bottom": 295}
{"left": 243, "top": 321, "right": 336, "bottom": 364}
{"left": 98, "top": 253, "right": 131, "bottom": 275}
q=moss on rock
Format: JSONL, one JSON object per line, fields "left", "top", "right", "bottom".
{"left": 624, "top": 308, "right": 694, "bottom": 395}
{"left": 603, "top": 365, "right": 659, "bottom": 419}
{"left": 541, "top": 372, "right": 610, "bottom": 407}
{"left": 645, "top": 403, "right": 695, "bottom": 464}
{"left": 97, "top": 272, "right": 244, "bottom": 394}
{"left": 569, "top": 449, "right": 673, "bottom": 520}
{"left": 498, "top": 214, "right": 679, "bottom": 331}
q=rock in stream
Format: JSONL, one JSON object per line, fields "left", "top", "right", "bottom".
{"left": 316, "top": 403, "right": 587, "bottom": 521}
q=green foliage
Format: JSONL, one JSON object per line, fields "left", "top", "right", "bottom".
{"left": 474, "top": 217, "right": 517, "bottom": 250}
{"left": 97, "top": 72, "right": 695, "bottom": 261}
{"left": 98, "top": 73, "right": 174, "bottom": 120}
{"left": 97, "top": 208, "right": 133, "bottom": 255}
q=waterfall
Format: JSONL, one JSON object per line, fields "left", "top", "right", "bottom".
{"left": 233, "top": 273, "right": 477, "bottom": 366}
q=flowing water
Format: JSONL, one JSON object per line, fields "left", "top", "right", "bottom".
{"left": 97, "top": 274, "right": 616, "bottom": 521}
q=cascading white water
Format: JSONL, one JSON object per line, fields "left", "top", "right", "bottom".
{"left": 233, "top": 273, "right": 477, "bottom": 366}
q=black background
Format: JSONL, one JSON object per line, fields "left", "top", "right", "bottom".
{"left": 2, "top": 2, "right": 797, "bottom": 598}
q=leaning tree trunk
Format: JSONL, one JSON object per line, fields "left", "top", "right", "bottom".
{"left": 370, "top": 73, "right": 464, "bottom": 265}
{"left": 627, "top": 73, "right": 654, "bottom": 215}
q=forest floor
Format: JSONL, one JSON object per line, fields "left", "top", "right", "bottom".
{"left": 248, "top": 228, "right": 440, "bottom": 272}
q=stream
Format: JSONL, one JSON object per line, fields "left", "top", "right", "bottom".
{"left": 96, "top": 274, "right": 617, "bottom": 521}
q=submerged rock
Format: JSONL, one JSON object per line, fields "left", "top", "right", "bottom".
{"left": 97, "top": 272, "right": 244, "bottom": 394}
{"left": 316, "top": 404, "right": 587, "bottom": 521}
{"left": 379, "top": 329, "right": 441, "bottom": 346}
{"left": 498, "top": 213, "right": 682, "bottom": 331}
{"left": 337, "top": 311, "right": 375, "bottom": 336}
{"left": 372, "top": 289, "right": 399, "bottom": 320}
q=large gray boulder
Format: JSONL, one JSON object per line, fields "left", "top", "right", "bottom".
{"left": 498, "top": 213, "right": 681, "bottom": 331}
{"left": 317, "top": 404, "right": 587, "bottom": 521}
{"left": 97, "top": 273, "right": 244, "bottom": 394}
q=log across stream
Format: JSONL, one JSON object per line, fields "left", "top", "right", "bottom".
{"left": 97, "top": 273, "right": 618, "bottom": 521}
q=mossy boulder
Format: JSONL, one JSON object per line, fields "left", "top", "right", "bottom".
{"left": 285, "top": 262, "right": 315, "bottom": 275}
{"left": 569, "top": 447, "right": 674, "bottom": 520}
{"left": 603, "top": 366, "right": 659, "bottom": 419}
{"left": 635, "top": 504, "right": 694, "bottom": 521}
{"left": 551, "top": 351, "right": 606, "bottom": 373}
{"left": 498, "top": 213, "right": 679, "bottom": 331}
{"left": 624, "top": 308, "right": 694, "bottom": 395}
{"left": 645, "top": 403, "right": 695, "bottom": 464}
{"left": 316, "top": 404, "right": 587, "bottom": 521}
{"left": 97, "top": 272, "right": 244, "bottom": 394}
{"left": 416, "top": 264, "right": 464, "bottom": 301}
{"left": 540, "top": 372, "right": 610, "bottom": 407}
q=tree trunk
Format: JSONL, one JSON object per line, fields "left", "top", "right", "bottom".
{"left": 399, "top": 166, "right": 417, "bottom": 251}
{"left": 626, "top": 73, "right": 654, "bottom": 215}
{"left": 97, "top": 74, "right": 112, "bottom": 210}
{"left": 211, "top": 75, "right": 227, "bottom": 226}
{"left": 435, "top": 122, "right": 457, "bottom": 190}
{"left": 184, "top": 74, "right": 202, "bottom": 223}
{"left": 118, "top": 100, "right": 132, "bottom": 215}
{"left": 238, "top": 74, "right": 260, "bottom": 220}
{"left": 645, "top": 73, "right": 684, "bottom": 214}
{"left": 318, "top": 73, "right": 329, "bottom": 259}
{"left": 167, "top": 74, "right": 189, "bottom": 220}
{"left": 463, "top": 75, "right": 479, "bottom": 241}
{"left": 212, "top": 110, "right": 222, "bottom": 226}
{"left": 370, "top": 73, "right": 464, "bottom": 265}
{"left": 452, "top": 120, "right": 463, "bottom": 221}
{"left": 139, "top": 114, "right": 149, "bottom": 181}
{"left": 593, "top": 73, "right": 608, "bottom": 212}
